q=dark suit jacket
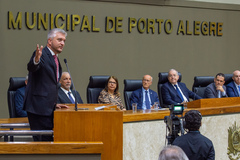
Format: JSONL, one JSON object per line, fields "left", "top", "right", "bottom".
{"left": 161, "top": 82, "right": 202, "bottom": 105}
{"left": 173, "top": 131, "right": 215, "bottom": 160}
{"left": 23, "top": 47, "right": 62, "bottom": 116}
{"left": 226, "top": 81, "right": 239, "bottom": 97}
{"left": 57, "top": 87, "right": 83, "bottom": 104}
{"left": 204, "top": 83, "right": 227, "bottom": 98}
{"left": 130, "top": 88, "right": 159, "bottom": 109}
{"left": 14, "top": 86, "right": 27, "bottom": 117}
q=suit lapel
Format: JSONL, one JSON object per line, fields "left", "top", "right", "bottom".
{"left": 60, "top": 88, "right": 71, "bottom": 103}
{"left": 149, "top": 90, "right": 154, "bottom": 105}
{"left": 44, "top": 47, "right": 58, "bottom": 83}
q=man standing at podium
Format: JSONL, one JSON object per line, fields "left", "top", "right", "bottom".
{"left": 23, "top": 28, "right": 68, "bottom": 141}
{"left": 227, "top": 70, "right": 240, "bottom": 97}
{"left": 204, "top": 73, "right": 227, "bottom": 98}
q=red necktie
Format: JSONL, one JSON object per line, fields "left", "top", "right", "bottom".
{"left": 53, "top": 55, "right": 59, "bottom": 81}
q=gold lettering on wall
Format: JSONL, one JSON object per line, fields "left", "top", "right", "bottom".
{"left": 55, "top": 14, "right": 65, "bottom": 29}
{"left": 92, "top": 16, "right": 100, "bottom": 32}
{"left": 116, "top": 17, "right": 123, "bottom": 33}
{"left": 177, "top": 20, "right": 185, "bottom": 35}
{"left": 217, "top": 22, "right": 223, "bottom": 36}
{"left": 137, "top": 18, "right": 146, "bottom": 33}
{"left": 156, "top": 19, "right": 163, "bottom": 34}
{"left": 186, "top": 20, "right": 192, "bottom": 35}
{"left": 201, "top": 21, "right": 208, "bottom": 35}
{"left": 8, "top": 11, "right": 22, "bottom": 29}
{"left": 164, "top": 19, "right": 172, "bottom": 34}
{"left": 38, "top": 13, "right": 48, "bottom": 30}
{"left": 128, "top": 18, "right": 137, "bottom": 33}
{"left": 81, "top": 15, "right": 90, "bottom": 32}
{"left": 194, "top": 21, "right": 200, "bottom": 35}
{"left": 147, "top": 19, "right": 155, "bottom": 34}
{"left": 71, "top": 15, "right": 81, "bottom": 31}
{"left": 7, "top": 11, "right": 223, "bottom": 36}
{"left": 25, "top": 12, "right": 36, "bottom": 29}
{"left": 106, "top": 16, "right": 115, "bottom": 32}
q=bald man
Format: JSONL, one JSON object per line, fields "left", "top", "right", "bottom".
{"left": 57, "top": 72, "right": 83, "bottom": 104}
{"left": 226, "top": 70, "right": 240, "bottom": 97}
{"left": 130, "top": 75, "right": 160, "bottom": 110}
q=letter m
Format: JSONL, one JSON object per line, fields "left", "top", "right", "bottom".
{"left": 8, "top": 11, "right": 22, "bottom": 29}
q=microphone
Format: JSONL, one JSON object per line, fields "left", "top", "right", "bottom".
{"left": 64, "top": 59, "right": 78, "bottom": 111}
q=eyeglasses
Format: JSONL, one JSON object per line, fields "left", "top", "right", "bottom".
{"left": 108, "top": 81, "right": 116, "bottom": 84}
{"left": 143, "top": 79, "right": 151, "bottom": 83}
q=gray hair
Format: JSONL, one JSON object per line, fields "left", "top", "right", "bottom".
{"left": 47, "top": 28, "right": 67, "bottom": 40}
{"left": 158, "top": 145, "right": 189, "bottom": 160}
{"left": 143, "top": 75, "right": 153, "bottom": 81}
{"left": 169, "top": 69, "right": 178, "bottom": 75}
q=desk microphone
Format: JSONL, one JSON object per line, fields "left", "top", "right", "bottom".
{"left": 64, "top": 59, "right": 78, "bottom": 111}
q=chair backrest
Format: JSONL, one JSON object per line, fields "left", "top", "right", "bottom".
{"left": 192, "top": 76, "right": 214, "bottom": 98}
{"left": 224, "top": 74, "right": 233, "bottom": 85}
{"left": 158, "top": 72, "right": 182, "bottom": 107}
{"left": 123, "top": 79, "right": 143, "bottom": 110}
{"left": 7, "top": 77, "right": 26, "bottom": 118}
{"left": 87, "top": 76, "right": 110, "bottom": 103}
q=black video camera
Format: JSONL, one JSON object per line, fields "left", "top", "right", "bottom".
{"left": 164, "top": 104, "right": 185, "bottom": 145}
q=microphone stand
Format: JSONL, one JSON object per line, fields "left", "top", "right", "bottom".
{"left": 64, "top": 59, "right": 78, "bottom": 111}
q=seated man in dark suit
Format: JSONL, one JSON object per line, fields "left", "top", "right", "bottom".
{"left": 57, "top": 72, "right": 83, "bottom": 104}
{"left": 227, "top": 70, "right": 240, "bottom": 97}
{"left": 172, "top": 110, "right": 215, "bottom": 160}
{"left": 130, "top": 75, "right": 159, "bottom": 109}
{"left": 14, "top": 76, "right": 28, "bottom": 117}
{"left": 204, "top": 73, "right": 227, "bottom": 98}
{"left": 161, "top": 69, "right": 201, "bottom": 105}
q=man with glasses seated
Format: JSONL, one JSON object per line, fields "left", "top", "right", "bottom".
{"left": 204, "top": 73, "right": 227, "bottom": 98}
{"left": 130, "top": 75, "right": 160, "bottom": 110}
{"left": 161, "top": 69, "right": 201, "bottom": 105}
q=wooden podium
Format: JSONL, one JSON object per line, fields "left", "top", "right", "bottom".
{"left": 54, "top": 104, "right": 123, "bottom": 160}
{"left": 187, "top": 97, "right": 240, "bottom": 108}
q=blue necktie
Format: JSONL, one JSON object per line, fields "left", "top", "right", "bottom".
{"left": 145, "top": 91, "right": 151, "bottom": 109}
{"left": 174, "top": 85, "right": 184, "bottom": 102}
{"left": 68, "top": 91, "right": 75, "bottom": 104}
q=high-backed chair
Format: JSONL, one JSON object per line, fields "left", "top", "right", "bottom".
{"left": 192, "top": 76, "right": 214, "bottom": 98}
{"left": 87, "top": 76, "right": 110, "bottom": 103}
{"left": 158, "top": 72, "right": 182, "bottom": 108}
{"left": 7, "top": 77, "right": 26, "bottom": 118}
{"left": 123, "top": 79, "right": 142, "bottom": 110}
{"left": 224, "top": 74, "right": 233, "bottom": 85}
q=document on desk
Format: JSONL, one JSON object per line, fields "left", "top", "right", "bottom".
{"left": 95, "top": 106, "right": 106, "bottom": 110}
